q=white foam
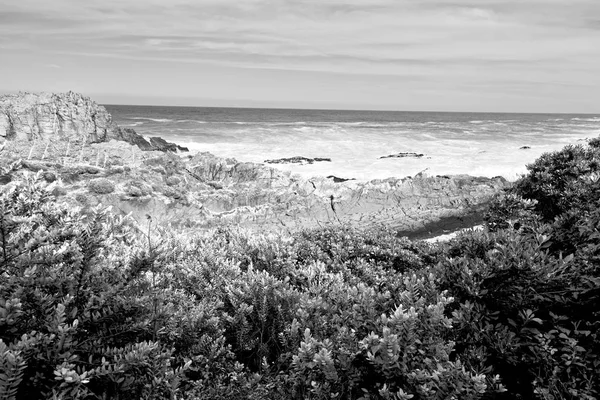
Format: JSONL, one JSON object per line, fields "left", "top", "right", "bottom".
{"left": 148, "top": 116, "right": 600, "bottom": 183}
{"left": 130, "top": 117, "right": 174, "bottom": 123}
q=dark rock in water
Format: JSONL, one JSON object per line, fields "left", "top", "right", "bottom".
{"left": 380, "top": 152, "right": 424, "bottom": 159}
{"left": 117, "top": 128, "right": 154, "bottom": 151}
{"left": 264, "top": 156, "right": 331, "bottom": 164}
{"left": 520, "top": 146, "right": 531, "bottom": 150}
{"left": 0, "top": 174, "right": 11, "bottom": 185}
{"left": 327, "top": 175, "right": 355, "bottom": 183}
{"left": 149, "top": 137, "right": 189, "bottom": 152}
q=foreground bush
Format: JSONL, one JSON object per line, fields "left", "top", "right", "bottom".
{"left": 0, "top": 175, "right": 233, "bottom": 399}
{"left": 2, "top": 138, "right": 600, "bottom": 400}
{"left": 438, "top": 228, "right": 599, "bottom": 400}
{"left": 1, "top": 175, "right": 506, "bottom": 399}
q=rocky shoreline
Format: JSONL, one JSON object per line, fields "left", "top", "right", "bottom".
{"left": 0, "top": 92, "right": 510, "bottom": 235}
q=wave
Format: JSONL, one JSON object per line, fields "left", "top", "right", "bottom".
{"left": 175, "top": 119, "right": 208, "bottom": 124}
{"left": 571, "top": 117, "right": 600, "bottom": 122}
{"left": 130, "top": 117, "right": 174, "bottom": 123}
{"left": 228, "top": 121, "right": 415, "bottom": 128}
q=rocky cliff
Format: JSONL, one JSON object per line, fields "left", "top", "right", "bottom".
{"left": 0, "top": 92, "right": 186, "bottom": 152}
{"left": 0, "top": 91, "right": 510, "bottom": 235}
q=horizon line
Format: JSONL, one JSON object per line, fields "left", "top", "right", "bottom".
{"left": 102, "top": 102, "right": 600, "bottom": 116}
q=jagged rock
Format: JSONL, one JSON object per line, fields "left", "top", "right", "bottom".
{"left": 264, "top": 156, "right": 331, "bottom": 164}
{"left": 327, "top": 175, "right": 355, "bottom": 183}
{"left": 0, "top": 92, "right": 185, "bottom": 152}
{"left": 149, "top": 137, "right": 189, "bottom": 152}
{"left": 380, "top": 152, "right": 424, "bottom": 159}
{"left": 0, "top": 92, "right": 112, "bottom": 142}
{"left": 117, "top": 127, "right": 154, "bottom": 151}
{"left": 0, "top": 92, "right": 511, "bottom": 234}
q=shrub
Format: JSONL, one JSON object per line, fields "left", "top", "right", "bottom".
{"left": 0, "top": 175, "right": 233, "bottom": 399}
{"left": 87, "top": 177, "right": 115, "bottom": 194}
{"left": 437, "top": 227, "right": 599, "bottom": 400}
{"left": 166, "top": 175, "right": 182, "bottom": 186}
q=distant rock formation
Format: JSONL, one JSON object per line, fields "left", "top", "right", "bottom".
{"left": 380, "top": 152, "right": 424, "bottom": 159}
{"left": 264, "top": 156, "right": 332, "bottom": 164}
{"left": 0, "top": 92, "right": 186, "bottom": 152}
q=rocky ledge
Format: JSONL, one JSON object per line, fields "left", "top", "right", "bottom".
{"left": 0, "top": 92, "right": 186, "bottom": 152}
{"left": 0, "top": 91, "right": 511, "bottom": 234}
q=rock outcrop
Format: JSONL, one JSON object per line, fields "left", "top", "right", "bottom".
{"left": 0, "top": 137, "right": 509, "bottom": 233}
{"left": 0, "top": 92, "right": 186, "bottom": 152}
{"left": 0, "top": 91, "right": 511, "bottom": 235}
{"left": 380, "top": 152, "right": 425, "bottom": 159}
{"left": 264, "top": 156, "right": 331, "bottom": 164}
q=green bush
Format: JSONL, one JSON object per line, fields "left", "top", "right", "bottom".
{"left": 437, "top": 227, "right": 599, "bottom": 400}
{"left": 0, "top": 175, "right": 232, "bottom": 399}
{"left": 3, "top": 132, "right": 600, "bottom": 400}
{"left": 87, "top": 177, "right": 115, "bottom": 194}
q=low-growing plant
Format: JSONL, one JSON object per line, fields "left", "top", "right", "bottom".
{"left": 87, "top": 177, "right": 115, "bottom": 194}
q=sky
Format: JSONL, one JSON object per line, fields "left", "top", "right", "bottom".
{"left": 0, "top": 0, "right": 599, "bottom": 113}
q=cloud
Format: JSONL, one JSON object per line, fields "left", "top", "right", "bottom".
{"left": 1, "top": 0, "right": 599, "bottom": 111}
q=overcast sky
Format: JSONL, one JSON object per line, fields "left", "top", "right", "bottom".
{"left": 1, "top": 0, "right": 599, "bottom": 112}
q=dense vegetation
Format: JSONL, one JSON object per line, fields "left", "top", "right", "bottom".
{"left": 1, "top": 141, "right": 599, "bottom": 399}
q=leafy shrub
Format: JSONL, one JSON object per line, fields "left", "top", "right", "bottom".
{"left": 437, "top": 227, "right": 599, "bottom": 400}
{"left": 512, "top": 143, "right": 600, "bottom": 221}
{"left": 294, "top": 225, "right": 435, "bottom": 273}
{"left": 166, "top": 175, "right": 182, "bottom": 186}
{"left": 3, "top": 131, "right": 600, "bottom": 400}
{"left": 87, "top": 177, "right": 115, "bottom": 194}
{"left": 0, "top": 175, "right": 232, "bottom": 399}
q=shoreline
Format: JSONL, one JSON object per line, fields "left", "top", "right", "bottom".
{"left": 0, "top": 92, "right": 514, "bottom": 237}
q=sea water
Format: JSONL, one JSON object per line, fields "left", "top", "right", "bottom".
{"left": 106, "top": 105, "right": 600, "bottom": 182}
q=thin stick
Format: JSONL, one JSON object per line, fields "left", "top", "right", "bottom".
{"left": 28, "top": 144, "right": 35, "bottom": 160}
{"left": 103, "top": 152, "right": 108, "bottom": 168}
{"left": 65, "top": 139, "right": 71, "bottom": 157}
{"left": 41, "top": 142, "right": 49, "bottom": 160}
{"left": 95, "top": 150, "right": 100, "bottom": 166}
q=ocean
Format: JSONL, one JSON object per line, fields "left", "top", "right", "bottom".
{"left": 105, "top": 105, "right": 600, "bottom": 182}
